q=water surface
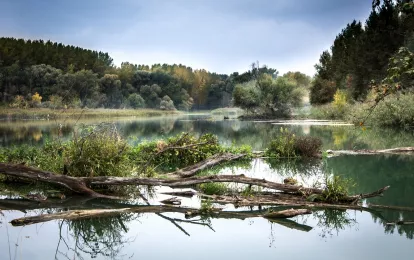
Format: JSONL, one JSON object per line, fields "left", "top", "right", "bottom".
{"left": 0, "top": 114, "right": 413, "bottom": 259}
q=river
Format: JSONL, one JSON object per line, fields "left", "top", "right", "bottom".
{"left": 0, "top": 113, "right": 413, "bottom": 259}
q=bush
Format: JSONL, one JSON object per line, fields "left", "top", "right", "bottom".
{"left": 9, "top": 95, "right": 28, "bottom": 108}
{"left": 365, "top": 92, "right": 414, "bottom": 129}
{"left": 199, "top": 183, "right": 228, "bottom": 195}
{"left": 265, "top": 128, "right": 322, "bottom": 158}
{"left": 64, "top": 125, "right": 131, "bottom": 177}
{"left": 49, "top": 95, "right": 64, "bottom": 109}
{"left": 294, "top": 136, "right": 322, "bottom": 157}
{"left": 309, "top": 103, "right": 351, "bottom": 120}
{"left": 0, "top": 142, "right": 64, "bottom": 173}
{"left": 320, "top": 175, "right": 355, "bottom": 203}
{"left": 129, "top": 132, "right": 222, "bottom": 171}
{"left": 264, "top": 128, "right": 296, "bottom": 158}
{"left": 30, "top": 92, "right": 42, "bottom": 108}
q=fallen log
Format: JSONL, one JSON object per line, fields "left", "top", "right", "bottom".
{"left": 327, "top": 147, "right": 414, "bottom": 156}
{"left": 0, "top": 162, "right": 321, "bottom": 196}
{"left": 169, "top": 153, "right": 245, "bottom": 178}
{"left": 0, "top": 197, "right": 142, "bottom": 212}
{"left": 160, "top": 197, "right": 181, "bottom": 205}
{"left": 9, "top": 205, "right": 313, "bottom": 227}
{"left": 10, "top": 205, "right": 199, "bottom": 226}
{"left": 386, "top": 220, "right": 414, "bottom": 226}
{"left": 203, "top": 193, "right": 387, "bottom": 213}
{"left": 0, "top": 163, "right": 115, "bottom": 199}
{"left": 267, "top": 218, "right": 313, "bottom": 232}
{"left": 0, "top": 163, "right": 389, "bottom": 204}
{"left": 161, "top": 190, "right": 197, "bottom": 198}
{"left": 263, "top": 209, "right": 312, "bottom": 219}
{"left": 368, "top": 203, "right": 414, "bottom": 212}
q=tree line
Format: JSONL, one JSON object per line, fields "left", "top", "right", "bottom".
{"left": 0, "top": 37, "right": 310, "bottom": 112}
{"left": 310, "top": 0, "right": 414, "bottom": 104}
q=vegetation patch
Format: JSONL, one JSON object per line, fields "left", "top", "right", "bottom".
{"left": 264, "top": 128, "right": 322, "bottom": 159}
{"left": 0, "top": 130, "right": 251, "bottom": 179}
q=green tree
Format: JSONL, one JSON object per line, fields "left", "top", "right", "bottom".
{"left": 159, "top": 95, "right": 176, "bottom": 110}
{"left": 127, "top": 93, "right": 145, "bottom": 109}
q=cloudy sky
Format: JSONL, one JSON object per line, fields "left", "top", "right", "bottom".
{"left": 0, "top": 0, "right": 373, "bottom": 75}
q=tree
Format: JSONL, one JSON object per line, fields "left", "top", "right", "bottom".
{"left": 31, "top": 92, "right": 42, "bottom": 107}
{"left": 159, "top": 95, "right": 176, "bottom": 110}
{"left": 127, "top": 93, "right": 145, "bottom": 109}
{"left": 99, "top": 74, "right": 122, "bottom": 108}
{"left": 233, "top": 81, "right": 261, "bottom": 110}
{"left": 178, "top": 89, "right": 194, "bottom": 111}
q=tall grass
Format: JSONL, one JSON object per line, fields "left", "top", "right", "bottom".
{"left": 0, "top": 108, "right": 180, "bottom": 120}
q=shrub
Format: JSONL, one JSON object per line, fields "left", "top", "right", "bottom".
{"left": 0, "top": 142, "right": 64, "bottom": 173}
{"left": 321, "top": 175, "right": 355, "bottom": 203}
{"left": 294, "top": 136, "right": 322, "bottom": 157}
{"left": 264, "top": 128, "right": 296, "bottom": 158}
{"left": 309, "top": 103, "right": 350, "bottom": 120}
{"left": 10, "top": 95, "right": 28, "bottom": 108}
{"left": 199, "top": 183, "right": 228, "bottom": 195}
{"left": 31, "top": 92, "right": 42, "bottom": 107}
{"left": 48, "top": 95, "right": 64, "bottom": 109}
{"left": 366, "top": 92, "right": 414, "bottom": 129}
{"left": 64, "top": 125, "right": 131, "bottom": 177}
{"left": 332, "top": 89, "right": 347, "bottom": 110}
{"left": 265, "top": 128, "right": 323, "bottom": 158}
{"left": 129, "top": 132, "right": 222, "bottom": 172}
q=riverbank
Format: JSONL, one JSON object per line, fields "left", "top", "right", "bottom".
{"left": 0, "top": 108, "right": 181, "bottom": 120}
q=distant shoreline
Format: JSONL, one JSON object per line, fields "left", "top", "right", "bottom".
{"left": 0, "top": 108, "right": 181, "bottom": 120}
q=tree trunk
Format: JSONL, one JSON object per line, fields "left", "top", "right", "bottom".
{"left": 263, "top": 209, "right": 312, "bottom": 219}
{"left": 327, "top": 147, "right": 414, "bottom": 156}
{"left": 0, "top": 163, "right": 389, "bottom": 204}
{"left": 169, "top": 153, "right": 245, "bottom": 178}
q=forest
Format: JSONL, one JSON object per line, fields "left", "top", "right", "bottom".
{"left": 0, "top": 37, "right": 310, "bottom": 112}
{"left": 311, "top": 0, "right": 414, "bottom": 103}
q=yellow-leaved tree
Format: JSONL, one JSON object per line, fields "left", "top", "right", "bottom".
{"left": 31, "top": 92, "right": 42, "bottom": 107}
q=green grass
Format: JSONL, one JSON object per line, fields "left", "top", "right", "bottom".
{"left": 0, "top": 107, "right": 181, "bottom": 120}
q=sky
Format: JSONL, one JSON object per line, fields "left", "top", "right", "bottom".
{"left": 0, "top": 0, "right": 373, "bottom": 75}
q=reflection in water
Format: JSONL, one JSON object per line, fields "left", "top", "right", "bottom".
{"left": 1, "top": 116, "right": 414, "bottom": 259}
{"left": 1, "top": 206, "right": 366, "bottom": 259}
{"left": 313, "top": 209, "right": 358, "bottom": 239}
{"left": 57, "top": 215, "right": 137, "bottom": 259}
{"left": 2, "top": 115, "right": 414, "bottom": 150}
{"left": 327, "top": 154, "right": 414, "bottom": 240}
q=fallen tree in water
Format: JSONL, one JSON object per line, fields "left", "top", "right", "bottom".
{"left": 0, "top": 162, "right": 389, "bottom": 204}
{"left": 327, "top": 147, "right": 414, "bottom": 156}
{"left": 9, "top": 205, "right": 318, "bottom": 228}
{"left": 0, "top": 130, "right": 399, "bottom": 227}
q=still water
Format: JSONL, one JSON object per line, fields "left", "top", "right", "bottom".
{"left": 0, "top": 114, "right": 414, "bottom": 259}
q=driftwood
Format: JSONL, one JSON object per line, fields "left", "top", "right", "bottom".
{"left": 263, "top": 209, "right": 312, "bottom": 219}
{"left": 160, "top": 197, "right": 181, "bottom": 205}
{"left": 202, "top": 193, "right": 386, "bottom": 212}
{"left": 9, "top": 206, "right": 199, "bottom": 226}
{"left": 169, "top": 153, "right": 245, "bottom": 178}
{"left": 386, "top": 221, "right": 414, "bottom": 226}
{"left": 267, "top": 218, "right": 313, "bottom": 232}
{"left": 327, "top": 147, "right": 414, "bottom": 156}
{"left": 368, "top": 203, "right": 414, "bottom": 212}
{"left": 161, "top": 190, "right": 197, "bottom": 197}
{"left": 0, "top": 163, "right": 389, "bottom": 204}
{"left": 0, "top": 163, "right": 114, "bottom": 199}
{"left": 9, "top": 205, "right": 312, "bottom": 227}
